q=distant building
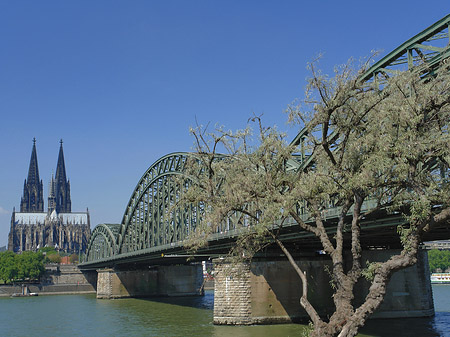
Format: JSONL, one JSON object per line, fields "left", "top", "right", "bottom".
{"left": 8, "top": 139, "right": 91, "bottom": 253}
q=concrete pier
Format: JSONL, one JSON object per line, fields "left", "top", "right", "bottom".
{"left": 96, "top": 264, "right": 204, "bottom": 299}
{"left": 213, "top": 249, "right": 434, "bottom": 325}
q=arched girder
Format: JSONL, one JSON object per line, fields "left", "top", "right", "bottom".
{"left": 360, "top": 14, "right": 450, "bottom": 82}
{"left": 117, "top": 152, "right": 201, "bottom": 254}
{"left": 83, "top": 15, "right": 450, "bottom": 266}
{"left": 85, "top": 223, "right": 120, "bottom": 262}
{"left": 120, "top": 152, "right": 189, "bottom": 226}
{"left": 290, "top": 14, "right": 450, "bottom": 168}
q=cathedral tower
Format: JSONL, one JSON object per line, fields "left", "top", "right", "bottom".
{"left": 53, "top": 139, "right": 71, "bottom": 213}
{"left": 10, "top": 139, "right": 90, "bottom": 254}
{"left": 20, "top": 138, "right": 44, "bottom": 212}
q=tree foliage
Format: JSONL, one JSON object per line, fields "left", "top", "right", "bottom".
{"left": 16, "top": 251, "right": 45, "bottom": 281}
{"left": 178, "top": 57, "right": 450, "bottom": 337}
{"left": 46, "top": 253, "right": 62, "bottom": 264}
{"left": 428, "top": 249, "right": 450, "bottom": 272}
{"left": 0, "top": 251, "right": 18, "bottom": 283}
{"left": 39, "top": 247, "right": 62, "bottom": 264}
{"left": 0, "top": 251, "right": 45, "bottom": 283}
{"left": 69, "top": 253, "right": 79, "bottom": 264}
{"left": 38, "top": 246, "right": 58, "bottom": 254}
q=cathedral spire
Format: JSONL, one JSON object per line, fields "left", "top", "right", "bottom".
{"left": 55, "top": 139, "right": 67, "bottom": 184}
{"left": 54, "top": 139, "right": 71, "bottom": 213}
{"left": 20, "top": 138, "right": 44, "bottom": 212}
{"left": 27, "top": 137, "right": 39, "bottom": 185}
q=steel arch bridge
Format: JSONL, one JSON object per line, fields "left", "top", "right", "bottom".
{"left": 81, "top": 14, "right": 450, "bottom": 269}
{"left": 84, "top": 152, "right": 203, "bottom": 264}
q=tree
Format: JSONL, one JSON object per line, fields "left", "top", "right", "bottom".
{"left": 428, "top": 249, "right": 450, "bottom": 272}
{"left": 178, "top": 58, "right": 450, "bottom": 337}
{"left": 69, "top": 253, "right": 78, "bottom": 264}
{"left": 0, "top": 251, "right": 18, "bottom": 283}
{"left": 46, "top": 253, "right": 62, "bottom": 264}
{"left": 16, "top": 251, "right": 45, "bottom": 281}
{"left": 0, "top": 251, "right": 45, "bottom": 283}
{"left": 39, "top": 246, "right": 61, "bottom": 264}
{"left": 38, "top": 246, "right": 57, "bottom": 254}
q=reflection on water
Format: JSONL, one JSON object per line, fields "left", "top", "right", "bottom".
{"left": 361, "top": 316, "right": 444, "bottom": 337}
{"left": 0, "top": 291, "right": 305, "bottom": 337}
{"left": 353, "top": 284, "right": 450, "bottom": 337}
{"left": 0, "top": 286, "right": 449, "bottom": 336}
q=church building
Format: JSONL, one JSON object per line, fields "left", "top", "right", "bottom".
{"left": 8, "top": 139, "right": 91, "bottom": 254}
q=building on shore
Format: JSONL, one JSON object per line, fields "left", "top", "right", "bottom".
{"left": 8, "top": 139, "right": 91, "bottom": 254}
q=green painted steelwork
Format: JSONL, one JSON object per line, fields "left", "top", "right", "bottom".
{"left": 361, "top": 13, "right": 450, "bottom": 82}
{"left": 84, "top": 223, "right": 120, "bottom": 261}
{"left": 290, "top": 14, "right": 450, "bottom": 164}
{"left": 82, "top": 15, "right": 450, "bottom": 269}
{"left": 117, "top": 152, "right": 200, "bottom": 254}
{"left": 84, "top": 153, "right": 200, "bottom": 263}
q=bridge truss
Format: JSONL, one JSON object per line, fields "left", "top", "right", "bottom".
{"left": 82, "top": 14, "right": 450, "bottom": 269}
{"left": 84, "top": 153, "right": 201, "bottom": 264}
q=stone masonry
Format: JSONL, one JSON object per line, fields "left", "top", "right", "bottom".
{"left": 213, "top": 249, "right": 434, "bottom": 325}
{"left": 213, "top": 261, "right": 252, "bottom": 325}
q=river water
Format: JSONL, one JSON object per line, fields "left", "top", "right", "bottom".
{"left": 0, "top": 286, "right": 449, "bottom": 337}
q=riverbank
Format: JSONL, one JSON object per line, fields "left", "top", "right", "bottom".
{"left": 0, "top": 264, "right": 96, "bottom": 297}
{"left": 0, "top": 283, "right": 96, "bottom": 297}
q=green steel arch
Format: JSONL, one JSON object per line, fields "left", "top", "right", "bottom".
{"left": 289, "top": 14, "right": 450, "bottom": 167}
{"left": 83, "top": 14, "right": 450, "bottom": 266}
{"left": 117, "top": 152, "right": 201, "bottom": 254}
{"left": 85, "top": 223, "right": 120, "bottom": 262}
{"left": 361, "top": 13, "right": 450, "bottom": 82}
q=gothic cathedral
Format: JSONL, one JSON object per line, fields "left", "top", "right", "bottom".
{"left": 8, "top": 139, "right": 91, "bottom": 253}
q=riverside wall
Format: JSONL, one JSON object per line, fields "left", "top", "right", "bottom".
{"left": 0, "top": 264, "right": 97, "bottom": 296}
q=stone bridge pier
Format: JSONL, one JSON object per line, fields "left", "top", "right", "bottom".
{"left": 96, "top": 264, "right": 203, "bottom": 299}
{"left": 213, "top": 249, "right": 434, "bottom": 325}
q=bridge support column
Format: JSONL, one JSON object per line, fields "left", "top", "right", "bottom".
{"left": 96, "top": 264, "right": 203, "bottom": 299}
{"left": 213, "top": 249, "right": 434, "bottom": 325}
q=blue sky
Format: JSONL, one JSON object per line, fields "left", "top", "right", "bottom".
{"left": 0, "top": 1, "right": 449, "bottom": 247}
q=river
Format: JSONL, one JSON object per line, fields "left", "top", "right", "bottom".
{"left": 1, "top": 285, "right": 449, "bottom": 337}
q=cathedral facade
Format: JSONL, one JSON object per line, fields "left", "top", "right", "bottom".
{"left": 8, "top": 139, "right": 91, "bottom": 254}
